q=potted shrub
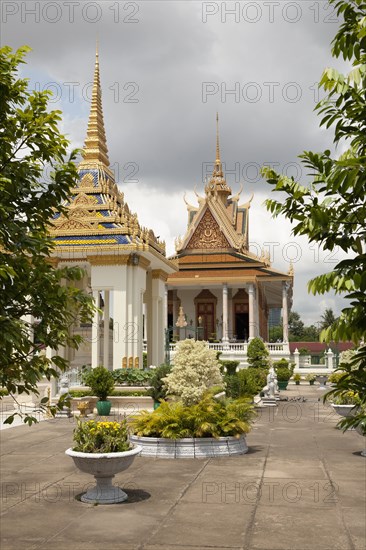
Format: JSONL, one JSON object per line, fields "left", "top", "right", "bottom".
{"left": 306, "top": 373, "right": 317, "bottom": 385}
{"left": 65, "top": 419, "right": 141, "bottom": 503}
{"left": 130, "top": 395, "right": 255, "bottom": 458}
{"left": 293, "top": 373, "right": 301, "bottom": 385}
{"left": 330, "top": 391, "right": 361, "bottom": 419}
{"left": 274, "top": 364, "right": 292, "bottom": 390}
{"left": 82, "top": 366, "right": 115, "bottom": 416}
{"left": 328, "top": 371, "right": 346, "bottom": 386}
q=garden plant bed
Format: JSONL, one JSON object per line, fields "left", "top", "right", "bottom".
{"left": 129, "top": 434, "right": 248, "bottom": 458}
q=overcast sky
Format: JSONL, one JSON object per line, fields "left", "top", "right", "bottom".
{"left": 3, "top": 0, "right": 350, "bottom": 325}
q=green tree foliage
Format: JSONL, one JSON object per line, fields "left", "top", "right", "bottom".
{"left": 288, "top": 311, "right": 305, "bottom": 340}
{"left": 147, "top": 364, "right": 172, "bottom": 402}
{"left": 81, "top": 366, "right": 115, "bottom": 401}
{"left": 320, "top": 308, "right": 337, "bottom": 330}
{"left": 261, "top": 0, "right": 366, "bottom": 430}
{"left": 0, "top": 46, "right": 95, "bottom": 424}
{"left": 247, "top": 337, "right": 269, "bottom": 369}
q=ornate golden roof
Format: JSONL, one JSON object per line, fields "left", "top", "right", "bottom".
{"left": 174, "top": 115, "right": 254, "bottom": 258}
{"left": 50, "top": 47, "right": 165, "bottom": 256}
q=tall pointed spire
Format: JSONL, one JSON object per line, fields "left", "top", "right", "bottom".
{"left": 79, "top": 43, "right": 110, "bottom": 168}
{"left": 205, "top": 113, "right": 231, "bottom": 199}
{"left": 214, "top": 112, "right": 223, "bottom": 177}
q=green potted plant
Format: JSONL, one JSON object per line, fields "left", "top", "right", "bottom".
{"left": 65, "top": 418, "right": 141, "bottom": 503}
{"left": 305, "top": 373, "right": 317, "bottom": 385}
{"left": 82, "top": 366, "right": 115, "bottom": 415}
{"left": 274, "top": 366, "right": 292, "bottom": 390}
{"left": 330, "top": 391, "right": 361, "bottom": 419}
{"left": 293, "top": 373, "right": 301, "bottom": 385}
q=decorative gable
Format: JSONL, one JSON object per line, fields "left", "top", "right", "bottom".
{"left": 186, "top": 208, "right": 230, "bottom": 250}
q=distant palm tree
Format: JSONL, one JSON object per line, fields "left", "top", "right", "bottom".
{"left": 320, "top": 308, "right": 337, "bottom": 330}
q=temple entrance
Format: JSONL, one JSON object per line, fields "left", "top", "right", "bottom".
{"left": 197, "top": 302, "right": 215, "bottom": 341}
{"left": 232, "top": 290, "right": 249, "bottom": 341}
{"left": 235, "top": 309, "right": 249, "bottom": 341}
{"left": 194, "top": 289, "right": 217, "bottom": 341}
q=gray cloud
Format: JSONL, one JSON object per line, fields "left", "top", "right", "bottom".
{"left": 3, "top": 0, "right": 349, "bottom": 324}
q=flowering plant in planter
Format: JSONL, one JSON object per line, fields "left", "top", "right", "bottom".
{"left": 331, "top": 391, "right": 361, "bottom": 406}
{"left": 66, "top": 418, "right": 140, "bottom": 504}
{"left": 305, "top": 373, "right": 317, "bottom": 384}
{"left": 72, "top": 419, "right": 131, "bottom": 453}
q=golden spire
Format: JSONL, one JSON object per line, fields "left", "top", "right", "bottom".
{"left": 214, "top": 112, "right": 223, "bottom": 177}
{"left": 216, "top": 112, "right": 220, "bottom": 163}
{"left": 79, "top": 43, "right": 110, "bottom": 168}
{"left": 205, "top": 113, "right": 231, "bottom": 198}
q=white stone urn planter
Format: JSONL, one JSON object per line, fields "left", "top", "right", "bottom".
{"left": 129, "top": 435, "right": 248, "bottom": 458}
{"left": 331, "top": 404, "right": 359, "bottom": 418}
{"left": 65, "top": 445, "right": 141, "bottom": 504}
{"left": 316, "top": 375, "right": 328, "bottom": 390}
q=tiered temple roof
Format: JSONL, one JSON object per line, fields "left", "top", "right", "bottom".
{"left": 50, "top": 47, "right": 165, "bottom": 257}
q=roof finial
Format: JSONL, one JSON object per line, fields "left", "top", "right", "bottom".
{"left": 79, "top": 43, "right": 110, "bottom": 169}
{"left": 216, "top": 112, "right": 220, "bottom": 163}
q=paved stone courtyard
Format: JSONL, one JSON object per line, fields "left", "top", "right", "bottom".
{"left": 1, "top": 384, "right": 365, "bottom": 550}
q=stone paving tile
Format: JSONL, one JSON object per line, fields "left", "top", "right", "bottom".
{"left": 262, "top": 457, "right": 327, "bottom": 479}
{"left": 148, "top": 501, "right": 253, "bottom": 548}
{"left": 0, "top": 386, "right": 365, "bottom": 550}
{"left": 249, "top": 504, "right": 353, "bottom": 550}
{"left": 180, "top": 474, "right": 262, "bottom": 505}
{"left": 341, "top": 506, "right": 366, "bottom": 550}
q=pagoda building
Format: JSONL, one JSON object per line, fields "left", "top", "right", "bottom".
{"left": 167, "top": 115, "right": 293, "bottom": 350}
{"left": 50, "top": 48, "right": 177, "bottom": 372}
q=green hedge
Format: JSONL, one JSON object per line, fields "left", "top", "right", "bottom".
{"left": 69, "top": 389, "right": 149, "bottom": 398}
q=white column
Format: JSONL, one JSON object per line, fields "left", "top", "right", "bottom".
{"left": 222, "top": 283, "right": 229, "bottom": 346}
{"left": 248, "top": 283, "right": 255, "bottom": 340}
{"left": 228, "top": 288, "right": 233, "bottom": 339}
{"left": 152, "top": 275, "right": 166, "bottom": 367}
{"left": 145, "top": 271, "right": 153, "bottom": 367}
{"left": 132, "top": 266, "right": 146, "bottom": 369}
{"left": 282, "top": 282, "right": 289, "bottom": 343}
{"left": 293, "top": 348, "right": 300, "bottom": 371}
{"left": 112, "top": 265, "right": 127, "bottom": 370}
{"left": 254, "top": 285, "right": 259, "bottom": 337}
{"left": 92, "top": 289, "right": 100, "bottom": 368}
{"left": 327, "top": 349, "right": 334, "bottom": 370}
{"left": 103, "top": 290, "right": 110, "bottom": 369}
{"left": 164, "top": 286, "right": 168, "bottom": 331}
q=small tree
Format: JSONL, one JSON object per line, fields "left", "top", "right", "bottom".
{"left": 247, "top": 337, "right": 269, "bottom": 369}
{"left": 163, "top": 339, "right": 223, "bottom": 406}
{"left": 261, "top": 0, "right": 366, "bottom": 429}
{"left": 0, "top": 46, "right": 95, "bottom": 424}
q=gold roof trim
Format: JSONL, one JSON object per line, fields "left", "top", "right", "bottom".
{"left": 152, "top": 269, "right": 169, "bottom": 281}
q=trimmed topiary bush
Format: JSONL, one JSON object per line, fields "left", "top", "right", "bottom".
{"left": 247, "top": 337, "right": 269, "bottom": 369}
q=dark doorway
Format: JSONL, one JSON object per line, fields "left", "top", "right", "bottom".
{"left": 235, "top": 312, "right": 249, "bottom": 341}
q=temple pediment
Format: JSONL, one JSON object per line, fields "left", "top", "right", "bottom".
{"left": 186, "top": 208, "right": 231, "bottom": 250}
